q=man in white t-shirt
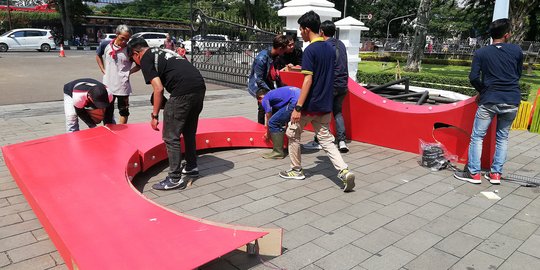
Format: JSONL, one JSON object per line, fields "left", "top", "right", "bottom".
{"left": 96, "top": 24, "right": 139, "bottom": 124}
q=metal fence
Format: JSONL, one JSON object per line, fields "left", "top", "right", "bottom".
{"left": 189, "top": 9, "right": 277, "bottom": 88}
{"left": 361, "top": 37, "right": 540, "bottom": 63}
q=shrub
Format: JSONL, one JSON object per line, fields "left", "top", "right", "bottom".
{"left": 0, "top": 11, "right": 60, "bottom": 30}
{"left": 360, "top": 53, "right": 540, "bottom": 70}
{"left": 357, "top": 71, "right": 531, "bottom": 100}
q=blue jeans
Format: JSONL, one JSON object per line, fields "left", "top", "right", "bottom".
{"left": 467, "top": 103, "right": 518, "bottom": 174}
{"left": 268, "top": 102, "right": 294, "bottom": 133}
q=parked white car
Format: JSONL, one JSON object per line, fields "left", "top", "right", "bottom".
{"left": 98, "top": 33, "right": 116, "bottom": 44}
{"left": 0, "top": 28, "right": 56, "bottom": 52}
{"left": 132, "top": 32, "right": 168, "bottom": 48}
{"left": 184, "top": 34, "right": 230, "bottom": 54}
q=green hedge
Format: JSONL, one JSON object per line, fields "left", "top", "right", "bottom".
{"left": 357, "top": 71, "right": 531, "bottom": 101}
{"left": 361, "top": 54, "right": 473, "bottom": 66}
{"left": 0, "top": 11, "right": 60, "bottom": 30}
{"left": 360, "top": 53, "right": 540, "bottom": 69}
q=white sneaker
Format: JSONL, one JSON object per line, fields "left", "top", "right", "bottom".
{"left": 338, "top": 141, "right": 349, "bottom": 153}
{"left": 303, "top": 140, "right": 322, "bottom": 150}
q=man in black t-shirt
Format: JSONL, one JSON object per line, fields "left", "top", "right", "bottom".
{"left": 274, "top": 34, "right": 303, "bottom": 70}
{"left": 274, "top": 34, "right": 303, "bottom": 88}
{"left": 128, "top": 37, "right": 206, "bottom": 191}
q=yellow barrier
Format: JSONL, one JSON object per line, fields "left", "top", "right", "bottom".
{"left": 511, "top": 101, "right": 532, "bottom": 130}
{"left": 531, "top": 96, "right": 540, "bottom": 134}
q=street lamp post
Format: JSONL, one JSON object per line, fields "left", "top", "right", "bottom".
{"left": 385, "top": 13, "right": 415, "bottom": 49}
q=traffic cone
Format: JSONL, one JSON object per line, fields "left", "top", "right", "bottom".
{"left": 59, "top": 44, "right": 66, "bottom": 57}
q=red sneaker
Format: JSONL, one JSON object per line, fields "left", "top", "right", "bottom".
{"left": 485, "top": 172, "right": 501, "bottom": 185}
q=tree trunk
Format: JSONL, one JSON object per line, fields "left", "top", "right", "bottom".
{"left": 526, "top": 8, "right": 538, "bottom": 41}
{"left": 244, "top": 0, "right": 253, "bottom": 26}
{"left": 54, "top": 0, "right": 74, "bottom": 44}
{"left": 404, "top": 0, "right": 432, "bottom": 72}
{"left": 509, "top": 0, "right": 540, "bottom": 42}
{"left": 63, "top": 0, "right": 74, "bottom": 42}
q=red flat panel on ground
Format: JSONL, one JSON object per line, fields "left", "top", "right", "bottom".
{"left": 2, "top": 123, "right": 269, "bottom": 270}
{"left": 107, "top": 122, "right": 166, "bottom": 172}
{"left": 280, "top": 71, "right": 495, "bottom": 169}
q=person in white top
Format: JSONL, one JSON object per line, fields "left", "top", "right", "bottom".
{"left": 96, "top": 24, "right": 140, "bottom": 124}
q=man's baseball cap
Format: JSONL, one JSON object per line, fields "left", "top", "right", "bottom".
{"left": 88, "top": 84, "right": 112, "bottom": 109}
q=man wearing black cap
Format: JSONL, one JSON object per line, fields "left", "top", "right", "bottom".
{"left": 63, "top": 78, "right": 114, "bottom": 132}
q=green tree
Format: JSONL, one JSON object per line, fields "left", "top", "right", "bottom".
{"left": 97, "top": 0, "right": 190, "bottom": 21}
{"left": 50, "top": 0, "right": 92, "bottom": 42}
{"left": 525, "top": 5, "right": 540, "bottom": 41}
{"left": 509, "top": 0, "right": 540, "bottom": 42}
{"left": 460, "top": 0, "right": 540, "bottom": 42}
{"left": 332, "top": 0, "right": 420, "bottom": 38}
{"left": 429, "top": 1, "right": 473, "bottom": 38}
{"left": 96, "top": 0, "right": 281, "bottom": 29}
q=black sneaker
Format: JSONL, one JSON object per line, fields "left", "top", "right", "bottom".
{"left": 152, "top": 177, "right": 187, "bottom": 190}
{"left": 453, "top": 168, "right": 481, "bottom": 184}
{"left": 182, "top": 166, "right": 199, "bottom": 177}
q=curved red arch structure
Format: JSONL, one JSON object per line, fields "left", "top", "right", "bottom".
{"left": 280, "top": 71, "right": 495, "bottom": 168}
{"left": 2, "top": 117, "right": 281, "bottom": 270}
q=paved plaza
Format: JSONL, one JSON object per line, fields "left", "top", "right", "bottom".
{"left": 1, "top": 86, "right": 540, "bottom": 270}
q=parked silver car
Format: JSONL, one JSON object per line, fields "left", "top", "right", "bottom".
{"left": 0, "top": 28, "right": 56, "bottom": 52}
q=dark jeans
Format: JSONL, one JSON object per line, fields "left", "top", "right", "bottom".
{"left": 333, "top": 88, "right": 347, "bottom": 142}
{"left": 268, "top": 102, "right": 294, "bottom": 133}
{"left": 312, "top": 88, "right": 348, "bottom": 144}
{"left": 257, "top": 101, "right": 265, "bottom": 124}
{"left": 162, "top": 91, "right": 205, "bottom": 181}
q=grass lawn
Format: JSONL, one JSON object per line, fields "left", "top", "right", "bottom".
{"left": 359, "top": 61, "right": 540, "bottom": 102}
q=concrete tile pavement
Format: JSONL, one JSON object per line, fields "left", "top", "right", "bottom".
{"left": 1, "top": 87, "right": 540, "bottom": 269}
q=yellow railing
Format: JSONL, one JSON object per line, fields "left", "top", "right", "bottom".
{"left": 511, "top": 101, "right": 532, "bottom": 130}
{"left": 530, "top": 96, "right": 540, "bottom": 134}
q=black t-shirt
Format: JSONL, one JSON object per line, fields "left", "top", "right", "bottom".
{"left": 274, "top": 46, "right": 303, "bottom": 71}
{"left": 140, "top": 48, "right": 206, "bottom": 96}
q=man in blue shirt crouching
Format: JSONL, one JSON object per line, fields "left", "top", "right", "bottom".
{"left": 256, "top": 86, "right": 301, "bottom": 159}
